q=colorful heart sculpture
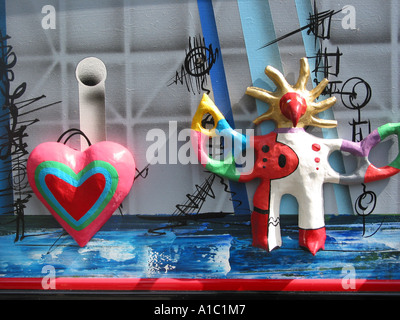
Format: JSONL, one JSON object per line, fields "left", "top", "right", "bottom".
{"left": 27, "top": 141, "right": 135, "bottom": 247}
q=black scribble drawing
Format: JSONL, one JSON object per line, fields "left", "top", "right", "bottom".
{"left": 311, "top": 45, "right": 375, "bottom": 231}
{"left": 308, "top": 47, "right": 373, "bottom": 143}
{"left": 309, "top": 46, "right": 343, "bottom": 80}
{"left": 173, "top": 172, "right": 244, "bottom": 218}
{"left": 259, "top": 0, "right": 342, "bottom": 49}
{"left": 168, "top": 35, "right": 219, "bottom": 95}
{"left": 0, "top": 31, "right": 61, "bottom": 241}
{"left": 142, "top": 171, "right": 249, "bottom": 235}
{"left": 135, "top": 163, "right": 150, "bottom": 180}
{"left": 355, "top": 183, "right": 379, "bottom": 237}
{"left": 339, "top": 77, "right": 378, "bottom": 237}
{"left": 341, "top": 77, "right": 372, "bottom": 142}
{"left": 307, "top": 0, "right": 337, "bottom": 45}
{"left": 300, "top": 10, "right": 378, "bottom": 236}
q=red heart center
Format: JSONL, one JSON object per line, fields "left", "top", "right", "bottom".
{"left": 45, "top": 173, "right": 106, "bottom": 221}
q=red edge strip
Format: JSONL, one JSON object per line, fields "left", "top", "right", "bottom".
{"left": 1, "top": 278, "right": 400, "bottom": 292}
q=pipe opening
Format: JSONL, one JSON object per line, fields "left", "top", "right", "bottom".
{"left": 76, "top": 57, "right": 107, "bottom": 87}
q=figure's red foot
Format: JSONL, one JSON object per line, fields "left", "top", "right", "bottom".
{"left": 251, "top": 211, "right": 269, "bottom": 250}
{"left": 299, "top": 227, "right": 326, "bottom": 255}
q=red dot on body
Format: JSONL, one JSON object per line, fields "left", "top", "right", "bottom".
{"left": 315, "top": 157, "right": 320, "bottom": 163}
{"left": 312, "top": 144, "right": 321, "bottom": 152}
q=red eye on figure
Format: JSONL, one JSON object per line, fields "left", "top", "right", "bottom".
{"left": 279, "top": 92, "right": 307, "bottom": 127}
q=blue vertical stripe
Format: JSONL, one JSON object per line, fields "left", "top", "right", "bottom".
{"left": 0, "top": 0, "right": 13, "bottom": 215}
{"left": 237, "top": 0, "right": 281, "bottom": 135}
{"left": 295, "top": 0, "right": 353, "bottom": 215}
{"left": 238, "top": 0, "right": 298, "bottom": 214}
{"left": 197, "top": 0, "right": 250, "bottom": 214}
{"left": 197, "top": 0, "right": 234, "bottom": 126}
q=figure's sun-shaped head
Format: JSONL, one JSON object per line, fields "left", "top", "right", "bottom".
{"left": 246, "top": 58, "right": 337, "bottom": 129}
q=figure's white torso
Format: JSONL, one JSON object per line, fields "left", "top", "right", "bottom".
{"left": 267, "top": 129, "right": 342, "bottom": 250}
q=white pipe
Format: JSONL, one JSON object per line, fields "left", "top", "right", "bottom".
{"left": 75, "top": 57, "right": 107, "bottom": 150}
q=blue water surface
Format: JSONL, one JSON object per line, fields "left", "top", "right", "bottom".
{"left": 1, "top": 215, "right": 400, "bottom": 280}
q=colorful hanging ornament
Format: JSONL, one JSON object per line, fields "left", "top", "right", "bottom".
{"left": 191, "top": 57, "right": 400, "bottom": 255}
{"left": 27, "top": 130, "right": 135, "bottom": 247}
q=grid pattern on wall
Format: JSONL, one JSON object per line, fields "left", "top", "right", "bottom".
{"left": 4, "top": 0, "right": 400, "bottom": 216}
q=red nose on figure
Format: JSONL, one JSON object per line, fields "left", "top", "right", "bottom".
{"left": 279, "top": 92, "right": 307, "bottom": 127}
